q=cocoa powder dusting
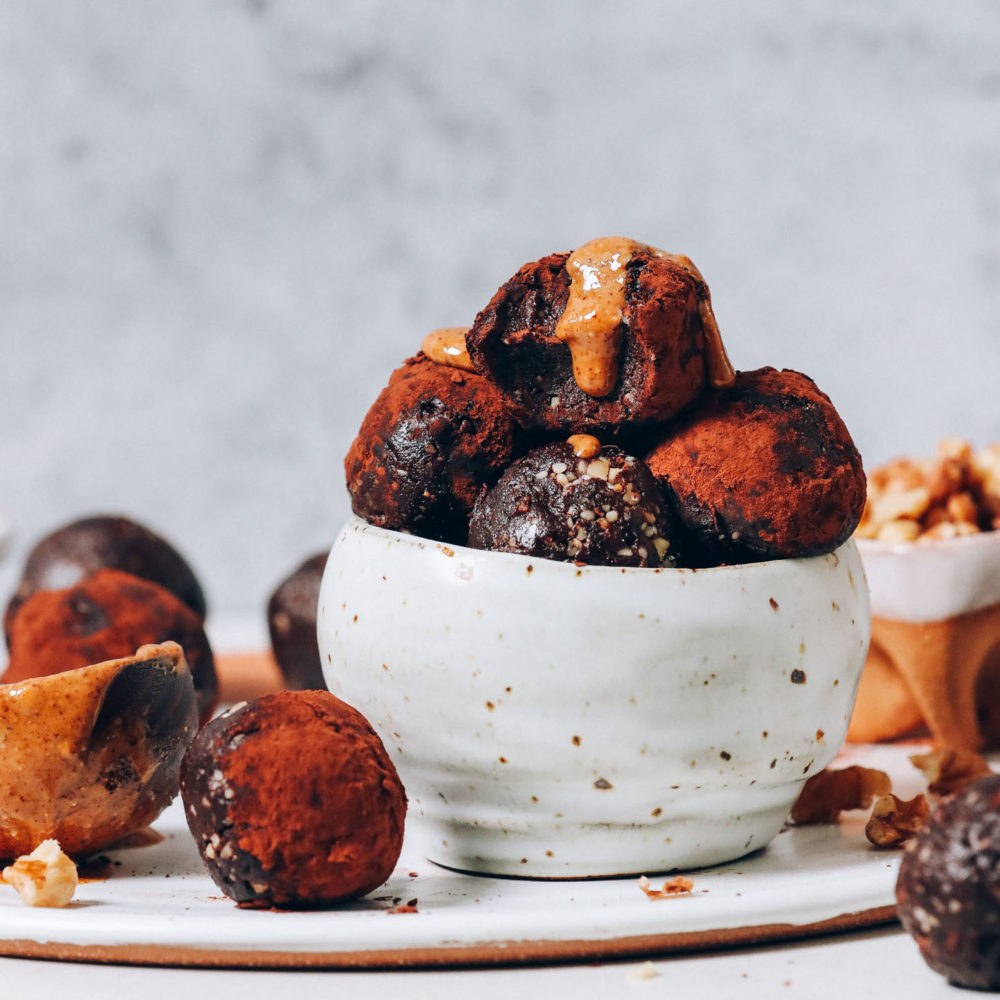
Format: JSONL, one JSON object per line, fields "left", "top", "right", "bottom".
{"left": 207, "top": 692, "right": 406, "bottom": 907}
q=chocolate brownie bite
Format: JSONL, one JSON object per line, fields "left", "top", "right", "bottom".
{"left": 345, "top": 354, "right": 521, "bottom": 543}
{"left": 267, "top": 551, "right": 328, "bottom": 691}
{"left": 466, "top": 237, "right": 735, "bottom": 434}
{"left": 180, "top": 691, "right": 406, "bottom": 909}
{"left": 468, "top": 437, "right": 681, "bottom": 568}
{"left": 646, "top": 367, "right": 865, "bottom": 566}
{"left": 4, "top": 568, "right": 218, "bottom": 724}
{"left": 4, "top": 515, "right": 206, "bottom": 644}
{"left": 897, "top": 773, "right": 1000, "bottom": 990}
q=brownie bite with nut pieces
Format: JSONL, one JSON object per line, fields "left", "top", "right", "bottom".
{"left": 468, "top": 437, "right": 680, "bottom": 567}
{"left": 466, "top": 237, "right": 735, "bottom": 434}
{"left": 180, "top": 690, "right": 406, "bottom": 909}
{"left": 646, "top": 367, "right": 865, "bottom": 566}
{"left": 345, "top": 354, "right": 521, "bottom": 544}
{"left": 897, "top": 773, "right": 1000, "bottom": 990}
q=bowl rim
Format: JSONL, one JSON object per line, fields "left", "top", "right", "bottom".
{"left": 855, "top": 527, "right": 1000, "bottom": 558}
{"left": 338, "top": 515, "right": 859, "bottom": 579}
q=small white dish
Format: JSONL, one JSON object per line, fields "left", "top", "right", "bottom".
{"left": 857, "top": 531, "right": 1000, "bottom": 623}
{"left": 319, "top": 518, "right": 870, "bottom": 878}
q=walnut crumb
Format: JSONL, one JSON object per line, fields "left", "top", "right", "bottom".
{"left": 387, "top": 898, "right": 418, "bottom": 914}
{"left": 865, "top": 792, "right": 931, "bottom": 848}
{"left": 909, "top": 747, "right": 992, "bottom": 798}
{"left": 790, "top": 765, "right": 891, "bottom": 824}
{"left": 2, "top": 840, "right": 78, "bottom": 907}
{"left": 855, "top": 439, "right": 1000, "bottom": 540}
{"left": 637, "top": 874, "right": 693, "bottom": 899}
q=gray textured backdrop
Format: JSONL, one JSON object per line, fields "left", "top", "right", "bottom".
{"left": 2, "top": 1, "right": 999, "bottom": 632}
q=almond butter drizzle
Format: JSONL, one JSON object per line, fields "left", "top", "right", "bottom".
{"left": 555, "top": 237, "right": 735, "bottom": 398}
{"left": 567, "top": 433, "right": 602, "bottom": 459}
{"left": 0, "top": 643, "right": 189, "bottom": 858}
{"left": 555, "top": 238, "right": 631, "bottom": 397}
{"left": 421, "top": 327, "right": 474, "bottom": 372}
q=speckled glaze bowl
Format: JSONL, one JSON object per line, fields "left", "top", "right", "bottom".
{"left": 319, "top": 517, "right": 870, "bottom": 878}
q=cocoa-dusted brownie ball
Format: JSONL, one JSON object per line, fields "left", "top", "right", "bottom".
{"left": 180, "top": 691, "right": 406, "bottom": 909}
{"left": 466, "top": 237, "right": 735, "bottom": 434}
{"left": 4, "top": 568, "right": 218, "bottom": 724}
{"left": 345, "top": 354, "right": 521, "bottom": 543}
{"left": 468, "top": 436, "right": 681, "bottom": 568}
{"left": 646, "top": 367, "right": 865, "bottom": 566}
{"left": 897, "top": 774, "right": 1000, "bottom": 990}
{"left": 4, "top": 515, "right": 206, "bottom": 644}
{"left": 267, "top": 551, "right": 328, "bottom": 691}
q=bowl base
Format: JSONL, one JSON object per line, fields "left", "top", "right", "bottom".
{"left": 407, "top": 802, "right": 791, "bottom": 880}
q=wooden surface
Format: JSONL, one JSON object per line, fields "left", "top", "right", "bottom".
{"left": 214, "top": 650, "right": 285, "bottom": 703}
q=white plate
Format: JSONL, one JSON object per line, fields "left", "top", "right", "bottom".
{"left": 0, "top": 742, "right": 930, "bottom": 968}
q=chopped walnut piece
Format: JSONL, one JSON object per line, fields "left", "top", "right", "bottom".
{"left": 637, "top": 874, "right": 694, "bottom": 899}
{"left": 875, "top": 519, "right": 921, "bottom": 543}
{"left": 910, "top": 748, "right": 993, "bottom": 798}
{"left": 865, "top": 793, "right": 931, "bottom": 848}
{"left": 790, "top": 765, "right": 892, "bottom": 824}
{"left": 921, "top": 520, "right": 979, "bottom": 541}
{"left": 2, "top": 840, "right": 78, "bottom": 907}
{"left": 856, "top": 439, "right": 1000, "bottom": 541}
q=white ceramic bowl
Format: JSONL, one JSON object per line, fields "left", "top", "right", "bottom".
{"left": 319, "top": 517, "right": 870, "bottom": 878}
{"left": 857, "top": 531, "right": 1000, "bottom": 624}
{"left": 849, "top": 530, "right": 1000, "bottom": 748}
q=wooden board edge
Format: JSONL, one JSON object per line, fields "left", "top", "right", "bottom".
{"left": 0, "top": 905, "right": 898, "bottom": 970}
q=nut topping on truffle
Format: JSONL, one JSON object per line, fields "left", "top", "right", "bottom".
{"left": 468, "top": 440, "right": 680, "bottom": 568}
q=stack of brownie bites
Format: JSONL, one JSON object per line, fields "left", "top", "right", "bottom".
{"left": 346, "top": 237, "right": 866, "bottom": 568}
{"left": 0, "top": 236, "right": 868, "bottom": 917}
